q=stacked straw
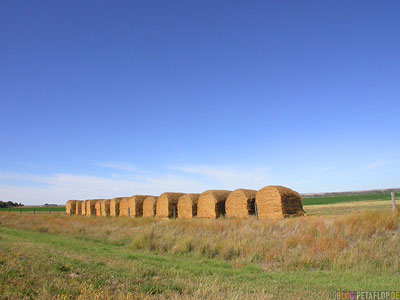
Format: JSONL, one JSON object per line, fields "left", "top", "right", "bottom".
{"left": 65, "top": 200, "right": 77, "bottom": 215}
{"left": 255, "top": 186, "right": 304, "bottom": 219}
{"left": 177, "top": 194, "right": 200, "bottom": 219}
{"left": 65, "top": 185, "right": 305, "bottom": 220}
{"left": 156, "top": 192, "right": 185, "bottom": 218}
{"left": 225, "top": 189, "right": 256, "bottom": 218}
{"left": 143, "top": 196, "right": 158, "bottom": 217}
{"left": 110, "top": 197, "right": 125, "bottom": 217}
{"left": 120, "top": 195, "right": 149, "bottom": 217}
{"left": 197, "top": 190, "right": 231, "bottom": 219}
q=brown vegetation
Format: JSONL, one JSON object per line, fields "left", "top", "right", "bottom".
{"left": 156, "top": 192, "right": 185, "bottom": 218}
{"left": 177, "top": 194, "right": 200, "bottom": 219}
{"left": 197, "top": 190, "right": 231, "bottom": 219}
{"left": 225, "top": 189, "right": 256, "bottom": 218}
{"left": 256, "top": 185, "right": 304, "bottom": 219}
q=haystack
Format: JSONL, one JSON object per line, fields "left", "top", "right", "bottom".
{"left": 95, "top": 200, "right": 102, "bottom": 216}
{"left": 225, "top": 189, "right": 257, "bottom": 218}
{"left": 177, "top": 194, "right": 200, "bottom": 219}
{"left": 197, "top": 190, "right": 231, "bottom": 219}
{"left": 100, "top": 199, "right": 111, "bottom": 216}
{"left": 85, "top": 200, "right": 98, "bottom": 216}
{"left": 142, "top": 196, "right": 158, "bottom": 217}
{"left": 75, "top": 201, "right": 83, "bottom": 215}
{"left": 255, "top": 186, "right": 304, "bottom": 219}
{"left": 156, "top": 192, "right": 185, "bottom": 218}
{"left": 120, "top": 195, "right": 149, "bottom": 217}
{"left": 81, "top": 200, "right": 87, "bottom": 216}
{"left": 110, "top": 197, "right": 126, "bottom": 217}
{"left": 65, "top": 200, "right": 77, "bottom": 215}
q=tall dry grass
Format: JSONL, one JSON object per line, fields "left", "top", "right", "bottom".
{"left": 0, "top": 209, "right": 398, "bottom": 273}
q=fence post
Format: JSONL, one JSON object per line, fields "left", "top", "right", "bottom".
{"left": 20, "top": 209, "right": 22, "bottom": 214}
{"left": 48, "top": 209, "right": 51, "bottom": 214}
{"left": 173, "top": 207, "right": 176, "bottom": 219}
{"left": 392, "top": 192, "right": 396, "bottom": 212}
{"left": 128, "top": 207, "right": 130, "bottom": 217}
{"left": 34, "top": 209, "right": 36, "bottom": 214}
{"left": 255, "top": 202, "right": 258, "bottom": 219}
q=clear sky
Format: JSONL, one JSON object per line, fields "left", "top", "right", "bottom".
{"left": 1, "top": 1, "right": 399, "bottom": 205}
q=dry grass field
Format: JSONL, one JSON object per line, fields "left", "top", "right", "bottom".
{"left": 0, "top": 198, "right": 399, "bottom": 299}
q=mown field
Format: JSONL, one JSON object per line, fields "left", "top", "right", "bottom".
{"left": 0, "top": 196, "right": 399, "bottom": 299}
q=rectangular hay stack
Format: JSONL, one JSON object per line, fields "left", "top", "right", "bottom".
{"left": 120, "top": 195, "right": 149, "bottom": 217}
{"left": 65, "top": 200, "right": 77, "bottom": 215}
{"left": 110, "top": 197, "right": 126, "bottom": 217}
{"left": 197, "top": 190, "right": 231, "bottom": 219}
{"left": 255, "top": 185, "right": 304, "bottom": 219}
{"left": 86, "top": 200, "right": 98, "bottom": 216}
{"left": 142, "top": 196, "right": 158, "bottom": 217}
{"left": 81, "top": 200, "right": 87, "bottom": 216}
{"left": 100, "top": 199, "right": 111, "bottom": 216}
{"left": 94, "top": 200, "right": 102, "bottom": 216}
{"left": 75, "top": 201, "right": 83, "bottom": 215}
{"left": 225, "top": 189, "right": 256, "bottom": 218}
{"left": 156, "top": 192, "right": 185, "bottom": 218}
{"left": 177, "top": 194, "right": 200, "bottom": 219}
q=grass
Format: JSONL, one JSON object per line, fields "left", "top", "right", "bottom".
{"left": 302, "top": 192, "right": 393, "bottom": 205}
{"left": 0, "top": 205, "right": 399, "bottom": 299}
{"left": 0, "top": 206, "right": 65, "bottom": 213}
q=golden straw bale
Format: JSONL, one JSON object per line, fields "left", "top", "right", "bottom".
{"left": 142, "top": 196, "right": 158, "bottom": 217}
{"left": 120, "top": 195, "right": 150, "bottom": 217}
{"left": 75, "top": 201, "right": 83, "bottom": 215}
{"left": 156, "top": 192, "right": 185, "bottom": 218}
{"left": 65, "top": 200, "right": 77, "bottom": 215}
{"left": 197, "top": 190, "right": 231, "bottom": 219}
{"left": 255, "top": 185, "right": 304, "bottom": 219}
{"left": 81, "top": 200, "right": 87, "bottom": 216}
{"left": 177, "top": 194, "right": 200, "bottom": 219}
{"left": 86, "top": 200, "right": 99, "bottom": 216}
{"left": 95, "top": 200, "right": 102, "bottom": 216}
{"left": 100, "top": 199, "right": 111, "bottom": 216}
{"left": 225, "top": 189, "right": 257, "bottom": 218}
{"left": 110, "top": 197, "right": 126, "bottom": 217}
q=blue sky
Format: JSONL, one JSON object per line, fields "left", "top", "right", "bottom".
{"left": 1, "top": 1, "right": 399, "bottom": 204}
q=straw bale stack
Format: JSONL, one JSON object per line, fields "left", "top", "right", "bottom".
{"left": 110, "top": 197, "right": 125, "bottom": 217}
{"left": 86, "top": 200, "right": 98, "bottom": 216}
{"left": 95, "top": 200, "right": 102, "bottom": 216}
{"left": 225, "top": 189, "right": 257, "bottom": 218}
{"left": 100, "top": 199, "right": 111, "bottom": 216}
{"left": 177, "top": 194, "right": 200, "bottom": 219}
{"left": 75, "top": 201, "right": 83, "bottom": 215}
{"left": 255, "top": 186, "right": 304, "bottom": 219}
{"left": 156, "top": 192, "right": 185, "bottom": 218}
{"left": 81, "top": 200, "right": 87, "bottom": 216}
{"left": 65, "top": 200, "right": 77, "bottom": 215}
{"left": 142, "top": 196, "right": 158, "bottom": 217}
{"left": 120, "top": 195, "right": 149, "bottom": 217}
{"left": 197, "top": 190, "right": 231, "bottom": 219}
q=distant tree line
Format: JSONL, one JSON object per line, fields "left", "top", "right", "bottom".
{"left": 0, "top": 201, "right": 24, "bottom": 208}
